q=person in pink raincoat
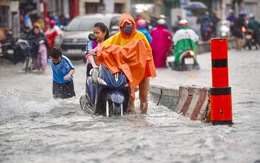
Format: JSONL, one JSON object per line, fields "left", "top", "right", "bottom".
{"left": 150, "top": 18, "right": 173, "bottom": 68}
{"left": 45, "top": 20, "right": 62, "bottom": 48}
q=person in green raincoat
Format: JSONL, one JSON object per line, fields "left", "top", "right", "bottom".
{"left": 172, "top": 19, "right": 199, "bottom": 69}
{"left": 248, "top": 13, "right": 260, "bottom": 47}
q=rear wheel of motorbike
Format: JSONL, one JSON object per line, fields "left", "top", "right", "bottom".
{"left": 186, "top": 64, "right": 193, "bottom": 71}
{"left": 113, "top": 103, "right": 123, "bottom": 116}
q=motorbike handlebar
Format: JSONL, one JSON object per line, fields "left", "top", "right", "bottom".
{"left": 85, "top": 50, "right": 97, "bottom": 56}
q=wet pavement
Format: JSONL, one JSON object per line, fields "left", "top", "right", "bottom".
{"left": 0, "top": 48, "right": 260, "bottom": 163}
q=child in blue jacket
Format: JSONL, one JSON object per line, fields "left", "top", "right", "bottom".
{"left": 48, "top": 47, "right": 75, "bottom": 99}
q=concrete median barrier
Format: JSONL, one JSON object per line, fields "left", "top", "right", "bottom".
{"left": 149, "top": 85, "right": 179, "bottom": 110}
{"left": 175, "top": 86, "right": 210, "bottom": 121}
{"left": 149, "top": 85, "right": 211, "bottom": 122}
{"left": 197, "top": 38, "right": 235, "bottom": 54}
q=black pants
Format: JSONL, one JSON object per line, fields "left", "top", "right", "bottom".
{"left": 53, "top": 80, "right": 76, "bottom": 99}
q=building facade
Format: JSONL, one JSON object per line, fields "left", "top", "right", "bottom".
{"left": 78, "top": 0, "right": 130, "bottom": 15}
{"left": 1, "top": 0, "right": 260, "bottom": 38}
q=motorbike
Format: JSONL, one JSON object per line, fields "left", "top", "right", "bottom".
{"left": 244, "top": 29, "right": 258, "bottom": 50}
{"left": 0, "top": 30, "right": 17, "bottom": 61}
{"left": 79, "top": 33, "right": 130, "bottom": 117}
{"left": 14, "top": 39, "right": 33, "bottom": 72}
{"left": 219, "top": 20, "right": 230, "bottom": 38}
{"left": 79, "top": 64, "right": 131, "bottom": 117}
{"left": 168, "top": 49, "right": 200, "bottom": 71}
{"left": 1, "top": 28, "right": 30, "bottom": 61}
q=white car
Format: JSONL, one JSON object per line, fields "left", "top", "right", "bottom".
{"left": 55, "top": 13, "right": 121, "bottom": 59}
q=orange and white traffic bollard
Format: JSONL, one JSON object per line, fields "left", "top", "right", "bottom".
{"left": 210, "top": 38, "right": 233, "bottom": 125}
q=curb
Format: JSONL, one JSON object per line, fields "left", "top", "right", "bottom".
{"left": 149, "top": 85, "right": 179, "bottom": 110}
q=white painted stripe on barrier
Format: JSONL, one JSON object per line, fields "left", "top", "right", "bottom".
{"left": 175, "top": 87, "right": 188, "bottom": 113}
{"left": 197, "top": 93, "right": 210, "bottom": 121}
{"left": 175, "top": 86, "right": 210, "bottom": 121}
{"left": 185, "top": 88, "right": 200, "bottom": 118}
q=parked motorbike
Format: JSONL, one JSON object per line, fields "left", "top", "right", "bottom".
{"left": 1, "top": 29, "right": 31, "bottom": 64}
{"left": 0, "top": 30, "right": 17, "bottom": 61}
{"left": 79, "top": 33, "right": 130, "bottom": 117}
{"left": 168, "top": 49, "right": 200, "bottom": 71}
{"left": 15, "top": 39, "right": 33, "bottom": 72}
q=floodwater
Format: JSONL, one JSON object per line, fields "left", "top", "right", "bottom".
{"left": 0, "top": 49, "right": 260, "bottom": 163}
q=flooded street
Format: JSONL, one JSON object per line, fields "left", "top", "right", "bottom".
{"left": 0, "top": 49, "right": 260, "bottom": 163}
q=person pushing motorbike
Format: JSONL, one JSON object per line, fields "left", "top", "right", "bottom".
{"left": 170, "top": 19, "right": 200, "bottom": 70}
{"left": 95, "top": 13, "right": 157, "bottom": 114}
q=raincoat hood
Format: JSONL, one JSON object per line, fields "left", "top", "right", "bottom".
{"left": 119, "top": 13, "right": 137, "bottom": 39}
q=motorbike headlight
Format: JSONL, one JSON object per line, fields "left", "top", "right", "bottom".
{"left": 241, "top": 27, "right": 246, "bottom": 33}
{"left": 189, "top": 50, "right": 195, "bottom": 56}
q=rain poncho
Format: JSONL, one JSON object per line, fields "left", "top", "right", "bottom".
{"left": 248, "top": 17, "right": 260, "bottom": 34}
{"left": 137, "top": 27, "right": 152, "bottom": 43}
{"left": 232, "top": 16, "right": 246, "bottom": 39}
{"left": 45, "top": 24, "right": 62, "bottom": 48}
{"left": 172, "top": 26, "right": 199, "bottom": 64}
{"left": 96, "top": 13, "right": 156, "bottom": 99}
{"left": 13, "top": 26, "right": 49, "bottom": 64}
{"left": 150, "top": 25, "right": 172, "bottom": 68}
{"left": 27, "top": 26, "right": 49, "bottom": 59}
{"left": 36, "top": 44, "right": 48, "bottom": 70}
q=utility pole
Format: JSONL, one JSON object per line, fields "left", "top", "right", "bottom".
{"left": 222, "top": 0, "right": 227, "bottom": 20}
{"left": 10, "top": 1, "right": 20, "bottom": 38}
{"left": 154, "top": 0, "right": 163, "bottom": 17}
